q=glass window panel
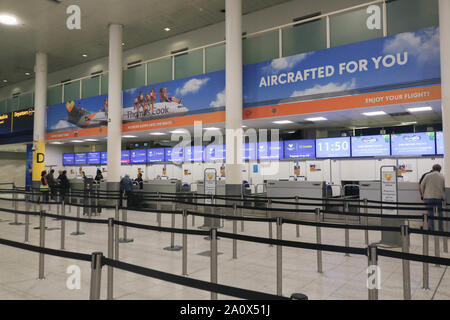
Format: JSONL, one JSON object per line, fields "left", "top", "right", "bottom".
{"left": 19, "top": 92, "right": 33, "bottom": 110}
{"left": 123, "top": 64, "right": 145, "bottom": 90}
{"left": 243, "top": 30, "right": 279, "bottom": 65}
{"left": 175, "top": 50, "right": 203, "bottom": 79}
{"left": 101, "top": 74, "right": 108, "bottom": 95}
{"left": 64, "top": 81, "right": 80, "bottom": 101}
{"left": 330, "top": 6, "right": 383, "bottom": 48}
{"left": 206, "top": 44, "right": 225, "bottom": 73}
{"left": 148, "top": 58, "right": 172, "bottom": 84}
{"left": 47, "top": 86, "right": 62, "bottom": 106}
{"left": 387, "top": 0, "right": 438, "bottom": 35}
{"left": 82, "top": 77, "right": 100, "bottom": 98}
{"left": 0, "top": 100, "right": 6, "bottom": 114}
{"left": 7, "top": 97, "right": 18, "bottom": 112}
{"left": 282, "top": 19, "right": 327, "bottom": 56}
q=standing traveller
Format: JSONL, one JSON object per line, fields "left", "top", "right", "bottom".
{"left": 120, "top": 174, "right": 134, "bottom": 207}
{"left": 46, "top": 169, "right": 57, "bottom": 201}
{"left": 40, "top": 170, "right": 49, "bottom": 202}
{"left": 421, "top": 164, "right": 445, "bottom": 231}
{"left": 57, "top": 170, "right": 70, "bottom": 201}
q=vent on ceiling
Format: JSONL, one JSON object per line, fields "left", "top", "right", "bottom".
{"left": 388, "top": 112, "right": 411, "bottom": 117}
{"left": 293, "top": 12, "right": 322, "bottom": 26}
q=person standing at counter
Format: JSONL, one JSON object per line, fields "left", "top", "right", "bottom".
{"left": 421, "top": 164, "right": 445, "bottom": 231}
{"left": 95, "top": 169, "right": 103, "bottom": 182}
{"left": 120, "top": 174, "right": 134, "bottom": 207}
{"left": 57, "top": 170, "right": 70, "bottom": 201}
{"left": 135, "top": 173, "right": 143, "bottom": 190}
{"left": 46, "top": 169, "right": 57, "bottom": 201}
{"left": 40, "top": 170, "right": 49, "bottom": 202}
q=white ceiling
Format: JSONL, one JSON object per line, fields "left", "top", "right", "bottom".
{"left": 0, "top": 0, "right": 292, "bottom": 86}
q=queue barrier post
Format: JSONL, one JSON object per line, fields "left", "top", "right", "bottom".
{"left": 401, "top": 224, "right": 411, "bottom": 300}
{"left": 268, "top": 199, "right": 273, "bottom": 247}
{"left": 114, "top": 204, "right": 120, "bottom": 260}
{"left": 364, "top": 198, "right": 369, "bottom": 245}
{"left": 119, "top": 197, "right": 133, "bottom": 243}
{"left": 182, "top": 209, "right": 188, "bottom": 276}
{"left": 240, "top": 193, "right": 244, "bottom": 232}
{"left": 24, "top": 209, "right": 30, "bottom": 243}
{"left": 192, "top": 194, "right": 197, "bottom": 227}
{"left": 344, "top": 201, "right": 350, "bottom": 257}
{"left": 9, "top": 192, "right": 23, "bottom": 226}
{"left": 70, "top": 205, "right": 85, "bottom": 236}
{"left": 164, "top": 203, "right": 182, "bottom": 251}
{"left": 107, "top": 218, "right": 114, "bottom": 300}
{"left": 315, "top": 208, "right": 322, "bottom": 274}
{"left": 422, "top": 214, "right": 430, "bottom": 290}
{"left": 444, "top": 207, "right": 448, "bottom": 253}
{"left": 68, "top": 188, "right": 72, "bottom": 213}
{"left": 276, "top": 217, "right": 283, "bottom": 296}
{"left": 60, "top": 201, "right": 65, "bottom": 250}
{"left": 157, "top": 192, "right": 162, "bottom": 227}
{"left": 434, "top": 205, "right": 441, "bottom": 267}
{"left": 367, "top": 244, "right": 379, "bottom": 300}
{"left": 210, "top": 228, "right": 218, "bottom": 300}
{"left": 38, "top": 211, "right": 46, "bottom": 280}
{"left": 295, "top": 196, "right": 300, "bottom": 238}
{"left": 89, "top": 252, "right": 103, "bottom": 300}
{"left": 232, "top": 204, "right": 237, "bottom": 259}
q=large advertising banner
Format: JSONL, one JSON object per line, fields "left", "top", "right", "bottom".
{"left": 46, "top": 27, "right": 440, "bottom": 140}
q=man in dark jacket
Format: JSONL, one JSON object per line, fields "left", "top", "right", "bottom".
{"left": 57, "top": 170, "right": 70, "bottom": 201}
{"left": 46, "top": 169, "right": 58, "bottom": 201}
{"left": 120, "top": 174, "right": 134, "bottom": 207}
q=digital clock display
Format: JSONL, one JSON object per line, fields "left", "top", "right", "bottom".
{"left": 316, "top": 137, "right": 351, "bottom": 158}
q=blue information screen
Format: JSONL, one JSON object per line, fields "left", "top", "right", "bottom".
{"left": 147, "top": 148, "right": 165, "bottom": 163}
{"left": 351, "top": 135, "right": 391, "bottom": 157}
{"left": 63, "top": 153, "right": 75, "bottom": 166}
{"left": 185, "top": 146, "right": 204, "bottom": 162}
{"left": 205, "top": 144, "right": 226, "bottom": 162}
{"left": 101, "top": 152, "right": 107, "bottom": 165}
{"left": 74, "top": 153, "right": 87, "bottom": 165}
{"left": 165, "top": 147, "right": 184, "bottom": 162}
{"left": 131, "top": 149, "right": 147, "bottom": 164}
{"left": 258, "top": 141, "right": 283, "bottom": 160}
{"left": 391, "top": 132, "right": 436, "bottom": 156}
{"left": 243, "top": 143, "right": 257, "bottom": 161}
{"left": 316, "top": 137, "right": 351, "bottom": 158}
{"left": 284, "top": 139, "right": 315, "bottom": 159}
{"left": 87, "top": 152, "right": 101, "bottom": 165}
{"left": 121, "top": 150, "right": 131, "bottom": 164}
{"left": 436, "top": 131, "right": 444, "bottom": 155}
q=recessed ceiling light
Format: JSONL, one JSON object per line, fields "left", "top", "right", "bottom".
{"left": 25, "top": 72, "right": 30, "bottom": 76}
{"left": 122, "top": 135, "right": 137, "bottom": 138}
{"left": 3, "top": 79, "right": 8, "bottom": 83}
{"left": 400, "top": 121, "right": 418, "bottom": 126}
{"left": 305, "top": 117, "right": 327, "bottom": 121}
{"left": 82, "top": 54, "right": 88, "bottom": 58}
{"left": 242, "top": 125, "right": 247, "bottom": 128}
{"left": 170, "top": 130, "right": 187, "bottom": 134}
{"left": 71, "top": 140, "right": 84, "bottom": 143}
{"left": 272, "top": 120, "right": 293, "bottom": 124}
{"left": 288, "top": 131, "right": 295, "bottom": 134}
{"left": 204, "top": 127, "right": 221, "bottom": 131}
{"left": 122, "top": 43, "right": 125, "bottom": 46}
{"left": 50, "top": 142, "right": 64, "bottom": 145}
{"left": 84, "top": 139, "right": 98, "bottom": 142}
{"left": 0, "top": 14, "right": 19, "bottom": 26}
{"left": 362, "top": 111, "right": 387, "bottom": 116}
{"left": 150, "top": 132, "right": 165, "bottom": 136}
{"left": 407, "top": 106, "right": 432, "bottom": 113}
{"left": 164, "top": 27, "right": 171, "bottom": 31}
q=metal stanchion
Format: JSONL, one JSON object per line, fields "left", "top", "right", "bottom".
{"left": 157, "top": 192, "right": 162, "bottom": 227}
{"left": 38, "top": 211, "right": 46, "bottom": 280}
{"left": 364, "top": 198, "right": 369, "bottom": 245}
{"left": 434, "top": 205, "right": 441, "bottom": 267}
{"left": 89, "top": 252, "right": 103, "bottom": 300}
{"left": 344, "top": 201, "right": 350, "bottom": 257}
{"left": 182, "top": 210, "right": 188, "bottom": 276}
{"left": 70, "top": 205, "right": 85, "bottom": 236}
{"left": 422, "top": 214, "right": 430, "bottom": 290}
{"left": 192, "top": 194, "right": 197, "bottom": 227}
{"left": 24, "top": 211, "right": 29, "bottom": 243}
{"left": 232, "top": 204, "right": 237, "bottom": 259}
{"left": 9, "top": 192, "right": 23, "bottom": 225}
{"left": 119, "top": 197, "right": 133, "bottom": 243}
{"left": 276, "top": 217, "right": 283, "bottom": 296}
{"left": 295, "top": 196, "right": 300, "bottom": 238}
{"left": 210, "top": 228, "right": 218, "bottom": 300}
{"left": 114, "top": 204, "right": 120, "bottom": 260}
{"left": 268, "top": 199, "right": 273, "bottom": 247}
{"left": 68, "top": 188, "right": 72, "bottom": 213}
{"left": 164, "top": 203, "right": 182, "bottom": 251}
{"left": 315, "top": 208, "right": 322, "bottom": 273}
{"left": 401, "top": 225, "right": 411, "bottom": 300}
{"left": 107, "top": 218, "right": 114, "bottom": 300}
{"left": 60, "top": 201, "right": 65, "bottom": 250}
{"left": 444, "top": 208, "right": 448, "bottom": 253}
{"left": 367, "top": 244, "right": 379, "bottom": 300}
{"left": 240, "top": 194, "right": 244, "bottom": 232}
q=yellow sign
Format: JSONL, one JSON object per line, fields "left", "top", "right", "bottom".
{"left": 13, "top": 109, "right": 34, "bottom": 118}
{"left": 32, "top": 141, "right": 45, "bottom": 182}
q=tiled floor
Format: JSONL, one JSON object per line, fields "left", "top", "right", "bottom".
{"left": 0, "top": 197, "right": 449, "bottom": 300}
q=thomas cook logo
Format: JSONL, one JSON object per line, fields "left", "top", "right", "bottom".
{"left": 208, "top": 174, "right": 214, "bottom": 180}
{"left": 384, "top": 173, "right": 393, "bottom": 181}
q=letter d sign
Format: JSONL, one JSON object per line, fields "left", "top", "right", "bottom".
{"left": 37, "top": 153, "right": 44, "bottom": 164}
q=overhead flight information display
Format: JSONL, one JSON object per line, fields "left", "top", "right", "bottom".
{"left": 121, "top": 150, "right": 131, "bottom": 164}
{"left": 258, "top": 141, "right": 284, "bottom": 160}
{"left": 243, "top": 143, "right": 257, "bottom": 161}
{"left": 165, "top": 147, "right": 184, "bottom": 162}
{"left": 205, "top": 144, "right": 226, "bottom": 162}
{"left": 185, "top": 146, "right": 204, "bottom": 162}
{"left": 316, "top": 137, "right": 351, "bottom": 158}
{"left": 63, "top": 153, "right": 75, "bottom": 166}
{"left": 436, "top": 131, "right": 444, "bottom": 155}
{"left": 87, "top": 152, "right": 101, "bottom": 165}
{"left": 75, "top": 153, "right": 87, "bottom": 165}
{"left": 284, "top": 139, "right": 315, "bottom": 159}
{"left": 391, "top": 132, "right": 436, "bottom": 156}
{"left": 351, "top": 135, "right": 391, "bottom": 157}
{"left": 131, "top": 149, "right": 147, "bottom": 164}
{"left": 147, "top": 148, "right": 165, "bottom": 163}
{"left": 101, "top": 152, "right": 107, "bottom": 165}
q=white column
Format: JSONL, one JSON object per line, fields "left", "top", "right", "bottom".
{"left": 225, "top": 0, "right": 243, "bottom": 189}
{"left": 439, "top": 0, "right": 450, "bottom": 191}
{"left": 107, "top": 24, "right": 123, "bottom": 189}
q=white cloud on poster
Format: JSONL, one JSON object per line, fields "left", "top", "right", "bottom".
{"left": 290, "top": 79, "right": 356, "bottom": 97}
{"left": 50, "top": 120, "right": 76, "bottom": 130}
{"left": 383, "top": 27, "right": 439, "bottom": 65}
{"left": 210, "top": 89, "right": 225, "bottom": 108}
{"left": 263, "top": 53, "right": 312, "bottom": 74}
{"left": 176, "top": 78, "right": 210, "bottom": 96}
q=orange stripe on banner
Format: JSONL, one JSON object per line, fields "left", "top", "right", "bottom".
{"left": 46, "top": 126, "right": 108, "bottom": 140}
{"left": 243, "top": 85, "right": 441, "bottom": 120}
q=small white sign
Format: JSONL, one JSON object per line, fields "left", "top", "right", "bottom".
{"left": 381, "top": 170, "right": 397, "bottom": 215}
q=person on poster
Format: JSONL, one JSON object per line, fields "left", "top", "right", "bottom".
{"left": 149, "top": 88, "right": 157, "bottom": 114}
{"left": 421, "top": 164, "right": 445, "bottom": 231}
{"left": 160, "top": 88, "right": 182, "bottom": 104}
{"left": 103, "top": 97, "right": 108, "bottom": 117}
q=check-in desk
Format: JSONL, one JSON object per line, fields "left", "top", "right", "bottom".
{"left": 133, "top": 179, "right": 182, "bottom": 210}
{"left": 196, "top": 180, "right": 226, "bottom": 229}
{"left": 266, "top": 180, "right": 326, "bottom": 220}
{"left": 359, "top": 181, "right": 423, "bottom": 247}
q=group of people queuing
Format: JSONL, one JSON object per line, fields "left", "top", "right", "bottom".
{"left": 39, "top": 169, "right": 70, "bottom": 202}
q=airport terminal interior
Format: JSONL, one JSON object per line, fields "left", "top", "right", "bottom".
{"left": 0, "top": 0, "right": 450, "bottom": 301}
